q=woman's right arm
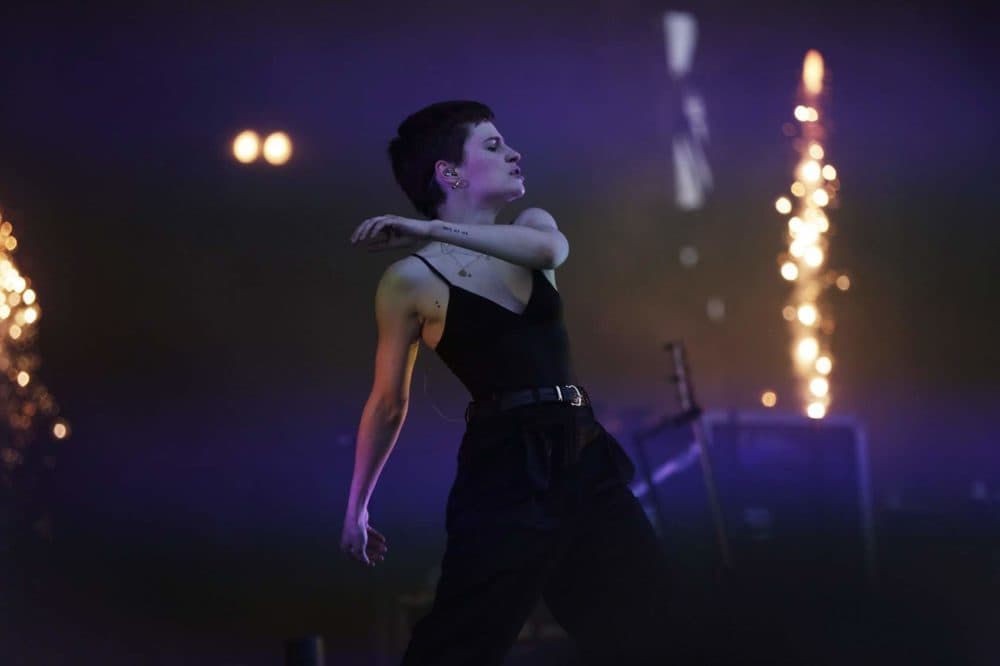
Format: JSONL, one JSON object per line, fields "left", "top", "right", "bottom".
{"left": 341, "top": 261, "right": 423, "bottom": 566}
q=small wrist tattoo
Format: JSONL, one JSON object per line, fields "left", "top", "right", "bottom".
{"left": 440, "top": 224, "right": 470, "bottom": 238}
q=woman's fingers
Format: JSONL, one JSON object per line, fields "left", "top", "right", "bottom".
{"left": 350, "top": 218, "right": 371, "bottom": 244}
{"left": 352, "top": 215, "right": 390, "bottom": 244}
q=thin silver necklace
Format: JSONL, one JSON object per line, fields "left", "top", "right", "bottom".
{"left": 438, "top": 241, "right": 489, "bottom": 278}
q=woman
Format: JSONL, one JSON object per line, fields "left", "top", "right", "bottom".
{"left": 341, "top": 101, "right": 672, "bottom": 665}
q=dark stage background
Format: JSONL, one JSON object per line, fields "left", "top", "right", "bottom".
{"left": 1, "top": 1, "right": 997, "bottom": 664}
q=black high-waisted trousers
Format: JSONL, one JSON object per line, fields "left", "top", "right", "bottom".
{"left": 400, "top": 399, "right": 673, "bottom": 665}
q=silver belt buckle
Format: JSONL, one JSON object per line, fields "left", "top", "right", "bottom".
{"left": 560, "top": 384, "right": 583, "bottom": 407}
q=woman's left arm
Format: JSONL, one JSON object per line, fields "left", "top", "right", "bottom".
{"left": 432, "top": 210, "right": 568, "bottom": 269}
{"left": 351, "top": 208, "right": 569, "bottom": 269}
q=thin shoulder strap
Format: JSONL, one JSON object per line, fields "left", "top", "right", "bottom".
{"left": 410, "top": 253, "right": 453, "bottom": 287}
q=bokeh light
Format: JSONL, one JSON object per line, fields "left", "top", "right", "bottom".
{"left": 232, "top": 130, "right": 260, "bottom": 163}
{"left": 796, "top": 337, "right": 819, "bottom": 363}
{"left": 816, "top": 356, "right": 833, "bottom": 375}
{"left": 263, "top": 132, "right": 293, "bottom": 165}
{"left": 706, "top": 298, "right": 726, "bottom": 322}
{"left": 809, "top": 377, "right": 830, "bottom": 398}
{"left": 803, "top": 49, "right": 824, "bottom": 95}
{"left": 801, "top": 161, "right": 821, "bottom": 182}
{"left": 679, "top": 245, "right": 699, "bottom": 268}
{"left": 0, "top": 208, "right": 70, "bottom": 484}
{"left": 804, "top": 246, "right": 825, "bottom": 267}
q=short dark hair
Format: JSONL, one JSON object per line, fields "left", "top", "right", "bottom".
{"left": 387, "top": 100, "right": 495, "bottom": 219}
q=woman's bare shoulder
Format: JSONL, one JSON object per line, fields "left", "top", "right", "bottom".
{"left": 380, "top": 253, "right": 435, "bottom": 290}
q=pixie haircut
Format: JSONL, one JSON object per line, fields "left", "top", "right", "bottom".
{"left": 388, "top": 100, "right": 495, "bottom": 219}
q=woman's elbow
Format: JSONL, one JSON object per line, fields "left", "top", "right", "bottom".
{"left": 542, "top": 233, "right": 570, "bottom": 269}
{"left": 368, "top": 394, "right": 408, "bottom": 424}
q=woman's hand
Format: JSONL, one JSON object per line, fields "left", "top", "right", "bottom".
{"left": 350, "top": 215, "right": 433, "bottom": 253}
{"left": 340, "top": 507, "right": 388, "bottom": 567}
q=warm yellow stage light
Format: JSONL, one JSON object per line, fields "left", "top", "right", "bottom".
{"left": 22, "top": 289, "right": 36, "bottom": 305}
{"left": 809, "top": 377, "right": 829, "bottom": 397}
{"left": 797, "top": 304, "right": 818, "bottom": 326}
{"left": 761, "top": 391, "right": 778, "bottom": 407}
{"left": 232, "top": 130, "right": 261, "bottom": 163}
{"left": 53, "top": 421, "right": 69, "bottom": 439}
{"left": 9, "top": 324, "right": 22, "bottom": 339}
{"left": 801, "top": 161, "right": 821, "bottom": 182}
{"left": 803, "top": 50, "right": 824, "bottom": 95}
{"left": 816, "top": 356, "right": 832, "bottom": 375}
{"left": 775, "top": 197, "right": 792, "bottom": 214}
{"left": 836, "top": 274, "right": 851, "bottom": 291}
{"left": 791, "top": 181, "right": 806, "bottom": 197}
{"left": 16, "top": 371, "right": 30, "bottom": 387}
{"left": 812, "top": 189, "right": 830, "bottom": 207}
{"left": 804, "top": 247, "right": 824, "bottom": 267}
{"left": 23, "top": 307, "right": 38, "bottom": 324}
{"left": 780, "top": 262, "right": 799, "bottom": 281}
{"left": 822, "top": 165, "right": 837, "bottom": 180}
{"left": 794, "top": 105, "right": 810, "bottom": 122}
{"left": 798, "top": 222, "right": 819, "bottom": 244}
{"left": 796, "top": 337, "right": 819, "bottom": 363}
{"left": 263, "top": 132, "right": 293, "bottom": 165}
{"left": 809, "top": 144, "right": 825, "bottom": 160}
{"left": 788, "top": 217, "right": 803, "bottom": 234}
{"left": 806, "top": 401, "right": 827, "bottom": 419}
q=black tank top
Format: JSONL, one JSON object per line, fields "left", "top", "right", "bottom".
{"left": 410, "top": 253, "right": 578, "bottom": 400}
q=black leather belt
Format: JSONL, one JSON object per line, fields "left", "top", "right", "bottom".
{"left": 466, "top": 384, "right": 591, "bottom": 421}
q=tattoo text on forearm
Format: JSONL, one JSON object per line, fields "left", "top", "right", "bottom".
{"left": 439, "top": 224, "right": 471, "bottom": 238}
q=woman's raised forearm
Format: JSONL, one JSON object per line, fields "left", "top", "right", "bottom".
{"left": 426, "top": 219, "right": 561, "bottom": 269}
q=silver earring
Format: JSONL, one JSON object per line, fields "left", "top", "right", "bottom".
{"left": 451, "top": 178, "right": 466, "bottom": 190}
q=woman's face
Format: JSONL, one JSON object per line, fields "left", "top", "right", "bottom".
{"left": 451, "top": 121, "right": 524, "bottom": 205}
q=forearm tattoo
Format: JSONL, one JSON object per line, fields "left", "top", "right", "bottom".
{"left": 439, "top": 224, "right": 471, "bottom": 238}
